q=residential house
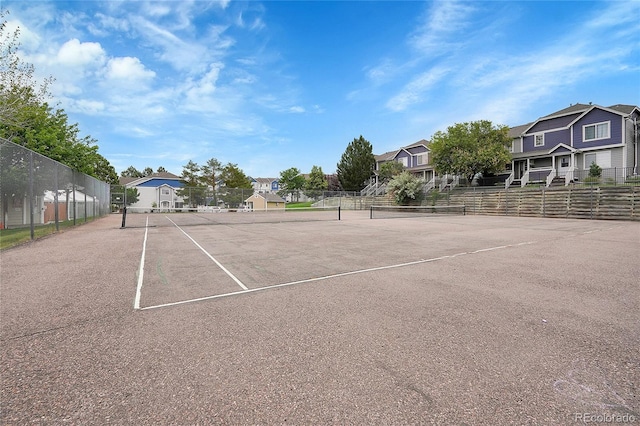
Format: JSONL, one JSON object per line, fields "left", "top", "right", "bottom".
{"left": 244, "top": 192, "right": 286, "bottom": 210}
{"left": 365, "top": 140, "right": 435, "bottom": 195}
{"left": 375, "top": 139, "right": 433, "bottom": 182}
{"left": 123, "top": 172, "right": 185, "bottom": 210}
{"left": 509, "top": 103, "right": 639, "bottom": 187}
{"left": 250, "top": 177, "right": 279, "bottom": 194}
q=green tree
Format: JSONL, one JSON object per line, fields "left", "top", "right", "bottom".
{"left": 0, "top": 11, "right": 116, "bottom": 183}
{"left": 156, "top": 166, "right": 167, "bottom": 173}
{"left": 91, "top": 153, "right": 118, "bottom": 184}
{"left": 429, "top": 120, "right": 512, "bottom": 183}
{"left": 304, "top": 165, "right": 328, "bottom": 199}
{"left": 588, "top": 162, "right": 602, "bottom": 178}
{"left": 337, "top": 135, "right": 376, "bottom": 191}
{"left": 125, "top": 187, "right": 140, "bottom": 206}
{"left": 178, "top": 160, "right": 205, "bottom": 207}
{"left": 387, "top": 171, "right": 426, "bottom": 205}
{"left": 378, "top": 161, "right": 405, "bottom": 183}
{"left": 279, "top": 167, "right": 305, "bottom": 201}
{"left": 121, "top": 166, "right": 143, "bottom": 178}
{"left": 201, "top": 158, "right": 222, "bottom": 189}
{"left": 0, "top": 10, "right": 53, "bottom": 131}
{"left": 220, "top": 163, "right": 252, "bottom": 188}
{"left": 219, "top": 163, "right": 252, "bottom": 208}
{"left": 142, "top": 167, "right": 153, "bottom": 176}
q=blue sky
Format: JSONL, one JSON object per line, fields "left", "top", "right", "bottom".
{"left": 4, "top": 0, "right": 640, "bottom": 178}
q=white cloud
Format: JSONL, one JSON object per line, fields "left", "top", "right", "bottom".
{"left": 72, "top": 99, "right": 105, "bottom": 115}
{"left": 289, "top": 106, "right": 305, "bottom": 113}
{"left": 386, "top": 66, "right": 450, "bottom": 112}
{"left": 88, "top": 13, "right": 131, "bottom": 37}
{"left": 105, "top": 57, "right": 156, "bottom": 85}
{"left": 5, "top": 19, "right": 40, "bottom": 51}
{"left": 56, "top": 38, "right": 106, "bottom": 67}
{"left": 409, "top": 0, "right": 476, "bottom": 55}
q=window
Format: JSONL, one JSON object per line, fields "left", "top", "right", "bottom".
{"left": 584, "top": 151, "right": 611, "bottom": 169}
{"left": 583, "top": 122, "right": 610, "bottom": 141}
{"left": 534, "top": 134, "right": 544, "bottom": 147}
{"left": 398, "top": 157, "right": 408, "bottom": 167}
{"left": 414, "top": 154, "right": 427, "bottom": 165}
{"left": 161, "top": 188, "right": 170, "bottom": 195}
{"left": 560, "top": 157, "right": 569, "bottom": 168}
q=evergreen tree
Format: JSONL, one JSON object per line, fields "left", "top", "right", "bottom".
{"left": 336, "top": 135, "right": 375, "bottom": 191}
{"left": 304, "top": 165, "right": 328, "bottom": 198}
{"left": 121, "top": 166, "right": 143, "bottom": 178}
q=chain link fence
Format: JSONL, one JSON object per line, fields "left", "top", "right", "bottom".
{"left": 0, "top": 138, "right": 111, "bottom": 248}
{"left": 109, "top": 184, "right": 389, "bottom": 212}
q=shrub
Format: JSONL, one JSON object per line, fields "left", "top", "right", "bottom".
{"left": 588, "top": 162, "right": 602, "bottom": 178}
{"left": 387, "top": 172, "right": 426, "bottom": 205}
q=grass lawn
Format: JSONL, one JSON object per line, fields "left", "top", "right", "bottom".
{"left": 285, "top": 202, "right": 313, "bottom": 209}
{"left": 0, "top": 219, "right": 87, "bottom": 250}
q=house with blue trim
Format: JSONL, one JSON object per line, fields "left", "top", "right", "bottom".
{"left": 250, "top": 177, "right": 279, "bottom": 194}
{"left": 508, "top": 103, "right": 639, "bottom": 187}
{"left": 122, "top": 172, "right": 185, "bottom": 210}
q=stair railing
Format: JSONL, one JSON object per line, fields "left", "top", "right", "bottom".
{"left": 505, "top": 171, "right": 514, "bottom": 189}
{"left": 545, "top": 170, "right": 555, "bottom": 187}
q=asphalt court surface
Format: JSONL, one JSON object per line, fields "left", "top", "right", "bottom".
{"left": 2, "top": 212, "right": 639, "bottom": 424}
{"left": 137, "top": 210, "right": 631, "bottom": 310}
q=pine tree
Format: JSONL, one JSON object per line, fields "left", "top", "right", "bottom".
{"left": 336, "top": 135, "right": 375, "bottom": 191}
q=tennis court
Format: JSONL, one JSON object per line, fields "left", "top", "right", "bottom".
{"left": 1, "top": 210, "right": 638, "bottom": 424}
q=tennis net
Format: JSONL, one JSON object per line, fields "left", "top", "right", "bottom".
{"left": 369, "top": 205, "right": 466, "bottom": 219}
{"left": 121, "top": 206, "right": 341, "bottom": 228}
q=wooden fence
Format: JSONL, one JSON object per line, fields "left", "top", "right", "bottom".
{"left": 433, "top": 186, "right": 640, "bottom": 221}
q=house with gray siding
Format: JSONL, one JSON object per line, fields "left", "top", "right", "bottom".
{"left": 508, "top": 103, "right": 639, "bottom": 187}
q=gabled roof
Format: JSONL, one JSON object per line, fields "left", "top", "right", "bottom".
{"left": 508, "top": 122, "right": 533, "bottom": 138}
{"left": 119, "top": 177, "right": 137, "bottom": 186}
{"left": 136, "top": 179, "right": 185, "bottom": 188}
{"left": 251, "top": 177, "right": 278, "bottom": 184}
{"left": 541, "top": 103, "right": 591, "bottom": 119}
{"left": 521, "top": 103, "right": 639, "bottom": 135}
{"left": 150, "top": 172, "right": 181, "bottom": 179}
{"left": 375, "top": 139, "right": 430, "bottom": 162}
{"left": 548, "top": 143, "right": 576, "bottom": 154}
{"left": 404, "top": 139, "right": 429, "bottom": 149}
{"left": 608, "top": 104, "right": 639, "bottom": 115}
{"left": 125, "top": 172, "right": 182, "bottom": 187}
{"left": 247, "top": 193, "right": 286, "bottom": 203}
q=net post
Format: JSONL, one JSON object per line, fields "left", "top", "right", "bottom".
{"left": 370, "top": 206, "right": 373, "bottom": 219}
{"left": 121, "top": 206, "right": 127, "bottom": 228}
{"left": 338, "top": 206, "right": 341, "bottom": 221}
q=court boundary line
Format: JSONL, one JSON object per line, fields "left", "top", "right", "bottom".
{"left": 135, "top": 222, "right": 619, "bottom": 311}
{"left": 166, "top": 216, "right": 249, "bottom": 291}
{"left": 138, "top": 240, "right": 537, "bottom": 311}
{"left": 133, "top": 216, "right": 149, "bottom": 310}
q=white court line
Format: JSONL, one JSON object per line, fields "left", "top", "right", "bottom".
{"left": 139, "top": 240, "right": 537, "bottom": 311}
{"left": 165, "top": 216, "right": 248, "bottom": 291}
{"left": 133, "top": 216, "right": 149, "bottom": 310}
